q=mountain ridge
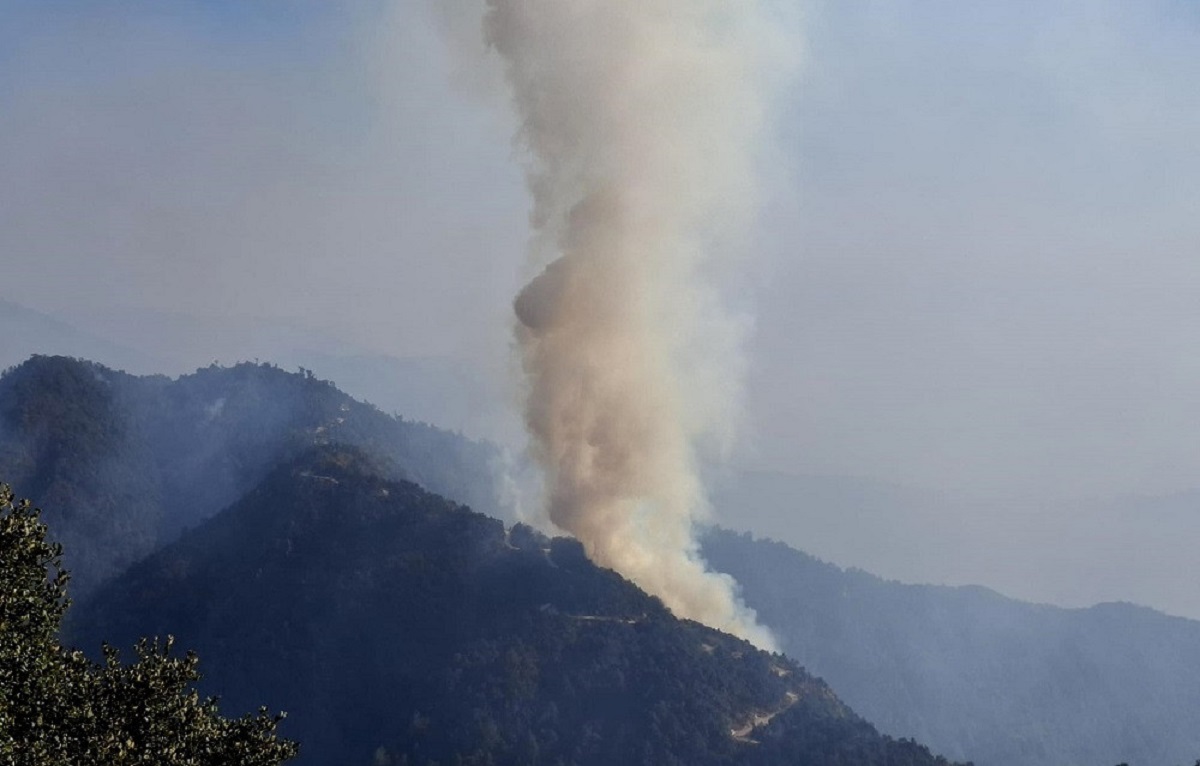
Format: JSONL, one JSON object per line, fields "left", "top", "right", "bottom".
{"left": 703, "top": 529, "right": 1200, "bottom": 766}
{"left": 6, "top": 353, "right": 1197, "bottom": 765}
{"left": 0, "top": 355, "right": 503, "bottom": 598}
{"left": 69, "top": 445, "right": 963, "bottom": 766}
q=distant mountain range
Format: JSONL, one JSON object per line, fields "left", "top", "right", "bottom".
{"left": 2, "top": 355, "right": 1198, "bottom": 765}
{"left": 711, "top": 467, "right": 1200, "bottom": 624}
{"left": 704, "top": 530, "right": 1200, "bottom": 766}
{"left": 0, "top": 297, "right": 165, "bottom": 374}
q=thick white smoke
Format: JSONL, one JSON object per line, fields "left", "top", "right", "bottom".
{"left": 486, "top": 0, "right": 785, "bottom": 650}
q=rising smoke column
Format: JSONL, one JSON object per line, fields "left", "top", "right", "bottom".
{"left": 487, "top": 0, "right": 780, "bottom": 650}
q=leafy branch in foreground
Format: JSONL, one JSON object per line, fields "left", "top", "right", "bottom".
{"left": 0, "top": 482, "right": 298, "bottom": 765}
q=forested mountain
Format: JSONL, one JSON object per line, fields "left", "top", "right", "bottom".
{"left": 0, "top": 356, "right": 502, "bottom": 598}
{"left": 68, "top": 446, "right": 961, "bottom": 766}
{"left": 704, "top": 530, "right": 1200, "bottom": 766}
{"left": 8, "top": 353, "right": 1198, "bottom": 766}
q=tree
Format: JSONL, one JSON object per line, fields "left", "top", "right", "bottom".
{"left": 0, "top": 482, "right": 298, "bottom": 765}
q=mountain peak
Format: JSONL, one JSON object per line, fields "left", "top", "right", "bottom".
{"left": 69, "top": 445, "right": 961, "bottom": 766}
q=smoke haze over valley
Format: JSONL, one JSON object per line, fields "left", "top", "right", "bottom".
{"left": 5, "top": 1, "right": 1200, "bottom": 626}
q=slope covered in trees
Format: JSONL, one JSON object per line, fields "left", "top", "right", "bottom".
{"left": 10, "top": 353, "right": 1195, "bottom": 765}
{"left": 71, "top": 447, "right": 963, "bottom": 766}
{"left": 0, "top": 355, "right": 502, "bottom": 598}
{"left": 703, "top": 529, "right": 1200, "bottom": 766}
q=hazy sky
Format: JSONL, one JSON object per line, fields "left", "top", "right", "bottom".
{"left": 753, "top": 1, "right": 1200, "bottom": 501}
{"left": 0, "top": 1, "right": 527, "bottom": 367}
{"left": 4, "top": 2, "right": 1200, "bottom": 613}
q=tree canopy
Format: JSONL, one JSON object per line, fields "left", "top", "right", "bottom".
{"left": 0, "top": 482, "right": 298, "bottom": 765}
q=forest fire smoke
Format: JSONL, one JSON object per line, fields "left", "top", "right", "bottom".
{"left": 487, "top": 0, "right": 781, "bottom": 650}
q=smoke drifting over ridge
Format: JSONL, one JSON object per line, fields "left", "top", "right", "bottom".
{"left": 484, "top": 0, "right": 785, "bottom": 649}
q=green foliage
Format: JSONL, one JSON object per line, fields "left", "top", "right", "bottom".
{"left": 0, "top": 483, "right": 298, "bottom": 765}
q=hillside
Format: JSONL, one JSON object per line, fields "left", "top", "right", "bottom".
{"left": 68, "top": 447, "right": 961, "bottom": 766}
{"left": 9, "top": 353, "right": 1196, "bottom": 765}
{"left": 703, "top": 529, "right": 1200, "bottom": 766}
{"left": 0, "top": 355, "right": 503, "bottom": 597}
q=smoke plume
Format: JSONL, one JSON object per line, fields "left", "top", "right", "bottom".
{"left": 486, "top": 0, "right": 782, "bottom": 650}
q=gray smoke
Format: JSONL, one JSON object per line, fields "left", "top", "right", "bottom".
{"left": 486, "top": 0, "right": 790, "bottom": 649}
